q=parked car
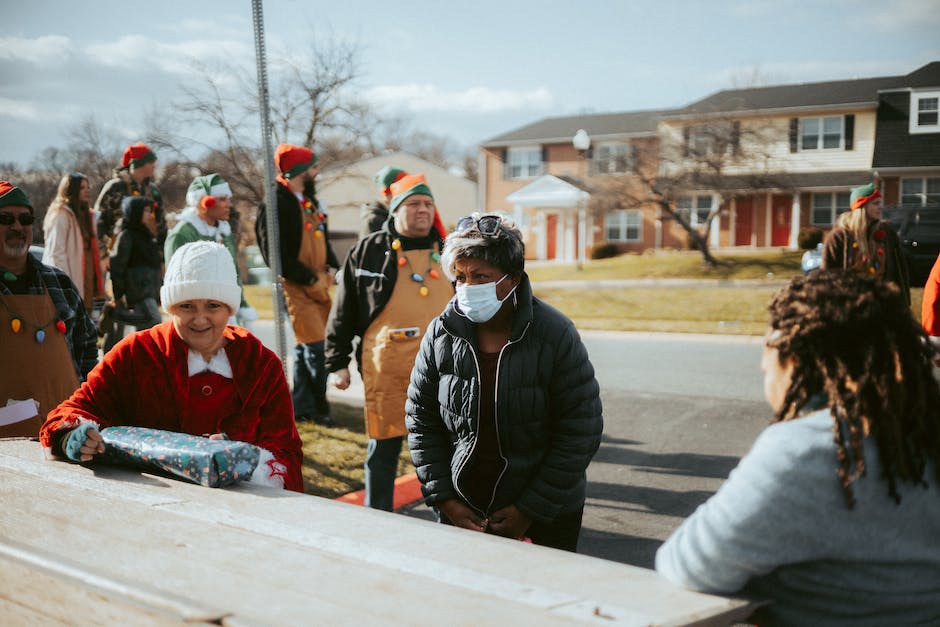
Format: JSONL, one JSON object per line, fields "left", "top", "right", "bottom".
{"left": 242, "top": 244, "right": 272, "bottom": 285}
{"left": 801, "top": 242, "right": 823, "bottom": 274}
{"left": 883, "top": 205, "right": 940, "bottom": 287}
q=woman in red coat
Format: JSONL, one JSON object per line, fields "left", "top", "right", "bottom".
{"left": 41, "top": 241, "right": 304, "bottom": 491}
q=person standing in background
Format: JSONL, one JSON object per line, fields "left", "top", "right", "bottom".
{"left": 42, "top": 172, "right": 104, "bottom": 313}
{"left": 95, "top": 142, "right": 166, "bottom": 267}
{"left": 327, "top": 174, "right": 452, "bottom": 511}
{"left": 822, "top": 182, "right": 910, "bottom": 304}
{"left": 359, "top": 166, "right": 407, "bottom": 239}
{"left": 256, "top": 144, "right": 339, "bottom": 426}
{"left": 0, "top": 181, "right": 97, "bottom": 436}
{"left": 165, "top": 174, "right": 257, "bottom": 328}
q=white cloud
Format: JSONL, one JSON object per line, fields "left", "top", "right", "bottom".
{"left": 0, "top": 97, "right": 39, "bottom": 121}
{"left": 85, "top": 35, "right": 253, "bottom": 77}
{"left": 864, "top": 0, "right": 940, "bottom": 33}
{"left": 365, "top": 84, "right": 554, "bottom": 114}
{"left": 0, "top": 35, "right": 73, "bottom": 64}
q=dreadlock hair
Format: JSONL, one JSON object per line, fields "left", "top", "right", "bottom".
{"left": 766, "top": 271, "right": 940, "bottom": 508}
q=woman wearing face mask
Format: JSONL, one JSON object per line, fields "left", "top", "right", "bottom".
{"left": 406, "top": 213, "right": 603, "bottom": 551}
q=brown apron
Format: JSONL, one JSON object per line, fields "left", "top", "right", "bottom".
{"left": 0, "top": 292, "right": 81, "bottom": 437}
{"left": 282, "top": 203, "right": 332, "bottom": 344}
{"left": 361, "top": 247, "right": 452, "bottom": 439}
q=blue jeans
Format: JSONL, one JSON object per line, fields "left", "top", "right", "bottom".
{"left": 364, "top": 436, "right": 403, "bottom": 511}
{"left": 292, "top": 341, "right": 330, "bottom": 420}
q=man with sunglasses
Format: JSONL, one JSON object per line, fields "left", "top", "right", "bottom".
{"left": 325, "top": 173, "right": 450, "bottom": 511}
{"left": 0, "top": 181, "right": 97, "bottom": 437}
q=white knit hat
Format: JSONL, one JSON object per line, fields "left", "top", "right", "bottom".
{"left": 160, "top": 241, "right": 241, "bottom": 314}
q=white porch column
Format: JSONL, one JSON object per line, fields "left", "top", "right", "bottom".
{"left": 537, "top": 211, "right": 547, "bottom": 260}
{"left": 564, "top": 211, "right": 576, "bottom": 262}
{"left": 578, "top": 205, "right": 587, "bottom": 266}
{"left": 789, "top": 194, "right": 801, "bottom": 249}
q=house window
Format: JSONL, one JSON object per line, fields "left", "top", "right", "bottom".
{"left": 507, "top": 147, "right": 543, "bottom": 179}
{"left": 901, "top": 177, "right": 940, "bottom": 206}
{"left": 910, "top": 91, "right": 940, "bottom": 134}
{"left": 676, "top": 195, "right": 714, "bottom": 226}
{"left": 595, "top": 143, "right": 632, "bottom": 174}
{"left": 605, "top": 210, "right": 641, "bottom": 242}
{"left": 811, "top": 192, "right": 851, "bottom": 226}
{"left": 800, "top": 116, "right": 843, "bottom": 150}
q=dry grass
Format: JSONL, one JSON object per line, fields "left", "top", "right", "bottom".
{"left": 297, "top": 401, "right": 414, "bottom": 498}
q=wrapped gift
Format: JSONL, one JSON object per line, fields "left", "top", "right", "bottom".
{"left": 100, "top": 426, "right": 260, "bottom": 488}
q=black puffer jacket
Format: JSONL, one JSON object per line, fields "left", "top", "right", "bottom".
{"left": 406, "top": 274, "right": 603, "bottom": 524}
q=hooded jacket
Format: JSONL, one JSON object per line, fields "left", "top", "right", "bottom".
{"left": 109, "top": 197, "right": 162, "bottom": 304}
{"left": 405, "top": 274, "right": 603, "bottom": 523}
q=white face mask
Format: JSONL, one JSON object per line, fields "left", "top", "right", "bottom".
{"left": 456, "top": 274, "right": 515, "bottom": 323}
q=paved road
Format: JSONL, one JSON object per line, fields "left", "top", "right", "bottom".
{"left": 253, "top": 322, "right": 769, "bottom": 568}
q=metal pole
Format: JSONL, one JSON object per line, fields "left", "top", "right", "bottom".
{"left": 251, "top": 0, "right": 288, "bottom": 372}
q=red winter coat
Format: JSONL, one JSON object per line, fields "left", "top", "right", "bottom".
{"left": 41, "top": 322, "right": 304, "bottom": 492}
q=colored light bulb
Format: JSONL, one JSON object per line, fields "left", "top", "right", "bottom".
{"left": 398, "top": 257, "right": 407, "bottom": 267}
{"left": 11, "top": 318, "right": 21, "bottom": 333}
{"left": 419, "top": 286, "right": 429, "bottom": 297}
{"left": 391, "top": 239, "right": 401, "bottom": 250}
{"left": 429, "top": 270, "right": 439, "bottom": 279}
{"left": 56, "top": 320, "right": 67, "bottom": 334}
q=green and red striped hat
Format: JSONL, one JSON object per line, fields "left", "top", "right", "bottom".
{"left": 275, "top": 144, "right": 318, "bottom": 179}
{"left": 122, "top": 142, "right": 157, "bottom": 170}
{"left": 0, "top": 181, "right": 32, "bottom": 210}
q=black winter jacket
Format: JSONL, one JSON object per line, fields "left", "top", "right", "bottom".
{"left": 109, "top": 200, "right": 162, "bottom": 305}
{"left": 324, "top": 224, "right": 444, "bottom": 373}
{"left": 255, "top": 181, "right": 339, "bottom": 286}
{"left": 406, "top": 274, "right": 603, "bottom": 524}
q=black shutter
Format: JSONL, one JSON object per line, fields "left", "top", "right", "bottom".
{"left": 731, "top": 121, "right": 741, "bottom": 156}
{"left": 844, "top": 114, "right": 855, "bottom": 150}
{"left": 683, "top": 127, "right": 691, "bottom": 157}
{"left": 789, "top": 118, "right": 799, "bottom": 153}
{"left": 501, "top": 148, "right": 508, "bottom": 179}
{"left": 541, "top": 145, "right": 548, "bottom": 175}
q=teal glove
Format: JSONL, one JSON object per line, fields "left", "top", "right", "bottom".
{"left": 63, "top": 424, "right": 100, "bottom": 462}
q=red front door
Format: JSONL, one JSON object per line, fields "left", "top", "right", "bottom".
{"left": 735, "top": 197, "right": 753, "bottom": 246}
{"left": 546, "top": 214, "right": 558, "bottom": 260}
{"left": 771, "top": 194, "right": 791, "bottom": 247}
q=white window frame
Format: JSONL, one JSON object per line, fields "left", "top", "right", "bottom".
{"left": 900, "top": 177, "right": 940, "bottom": 206}
{"left": 810, "top": 191, "right": 851, "bottom": 226}
{"left": 594, "top": 142, "right": 632, "bottom": 175}
{"left": 604, "top": 210, "right": 641, "bottom": 242}
{"left": 909, "top": 90, "right": 940, "bottom": 134}
{"left": 507, "top": 146, "right": 543, "bottom": 179}
{"left": 676, "top": 195, "right": 714, "bottom": 227}
{"left": 799, "top": 116, "right": 844, "bottom": 150}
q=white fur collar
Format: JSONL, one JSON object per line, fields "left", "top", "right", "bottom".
{"left": 180, "top": 207, "right": 231, "bottom": 239}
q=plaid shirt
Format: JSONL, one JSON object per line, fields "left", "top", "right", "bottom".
{"left": 0, "top": 255, "right": 98, "bottom": 380}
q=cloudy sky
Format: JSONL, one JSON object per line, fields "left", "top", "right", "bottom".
{"left": 2, "top": 0, "right": 939, "bottom": 167}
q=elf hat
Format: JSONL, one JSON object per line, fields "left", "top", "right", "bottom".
{"left": 122, "top": 143, "right": 157, "bottom": 170}
{"left": 388, "top": 173, "right": 447, "bottom": 240}
{"left": 161, "top": 241, "right": 241, "bottom": 315}
{"left": 186, "top": 174, "right": 232, "bottom": 208}
{"left": 374, "top": 166, "right": 407, "bottom": 192}
{"left": 850, "top": 183, "right": 881, "bottom": 210}
{"left": 275, "top": 144, "right": 318, "bottom": 179}
{"left": 0, "top": 181, "right": 32, "bottom": 211}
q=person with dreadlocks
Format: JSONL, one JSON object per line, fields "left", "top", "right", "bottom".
{"left": 822, "top": 181, "right": 910, "bottom": 305}
{"left": 655, "top": 271, "right": 940, "bottom": 626}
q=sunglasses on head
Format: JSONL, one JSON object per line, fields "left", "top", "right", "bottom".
{"left": 455, "top": 214, "right": 503, "bottom": 237}
{"left": 0, "top": 212, "right": 35, "bottom": 226}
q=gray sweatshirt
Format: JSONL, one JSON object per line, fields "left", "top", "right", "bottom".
{"left": 655, "top": 409, "right": 940, "bottom": 626}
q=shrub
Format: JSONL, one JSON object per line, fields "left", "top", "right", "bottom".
{"left": 591, "top": 242, "right": 622, "bottom": 260}
{"left": 797, "top": 227, "right": 824, "bottom": 250}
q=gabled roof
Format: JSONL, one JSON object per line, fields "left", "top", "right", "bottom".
{"left": 504, "top": 174, "right": 589, "bottom": 208}
{"left": 670, "top": 62, "right": 940, "bottom": 118}
{"left": 482, "top": 109, "right": 679, "bottom": 147}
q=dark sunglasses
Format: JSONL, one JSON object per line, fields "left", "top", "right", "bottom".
{"left": 0, "top": 212, "right": 35, "bottom": 226}
{"left": 455, "top": 214, "right": 503, "bottom": 237}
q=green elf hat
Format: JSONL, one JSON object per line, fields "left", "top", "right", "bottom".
{"left": 275, "top": 143, "right": 318, "bottom": 179}
{"left": 374, "top": 166, "right": 408, "bottom": 192}
{"left": 122, "top": 142, "right": 157, "bottom": 170}
{"left": 186, "top": 174, "right": 232, "bottom": 208}
{"left": 389, "top": 173, "right": 448, "bottom": 240}
{"left": 850, "top": 182, "right": 881, "bottom": 210}
{"left": 0, "top": 180, "right": 33, "bottom": 210}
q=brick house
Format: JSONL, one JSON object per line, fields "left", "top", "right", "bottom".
{"left": 479, "top": 62, "right": 940, "bottom": 261}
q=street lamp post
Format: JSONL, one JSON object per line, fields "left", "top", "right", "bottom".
{"left": 572, "top": 129, "right": 591, "bottom": 270}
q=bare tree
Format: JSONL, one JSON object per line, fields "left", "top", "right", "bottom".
{"left": 590, "top": 116, "right": 786, "bottom": 266}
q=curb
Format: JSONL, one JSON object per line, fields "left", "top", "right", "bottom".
{"left": 334, "top": 472, "right": 424, "bottom": 510}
